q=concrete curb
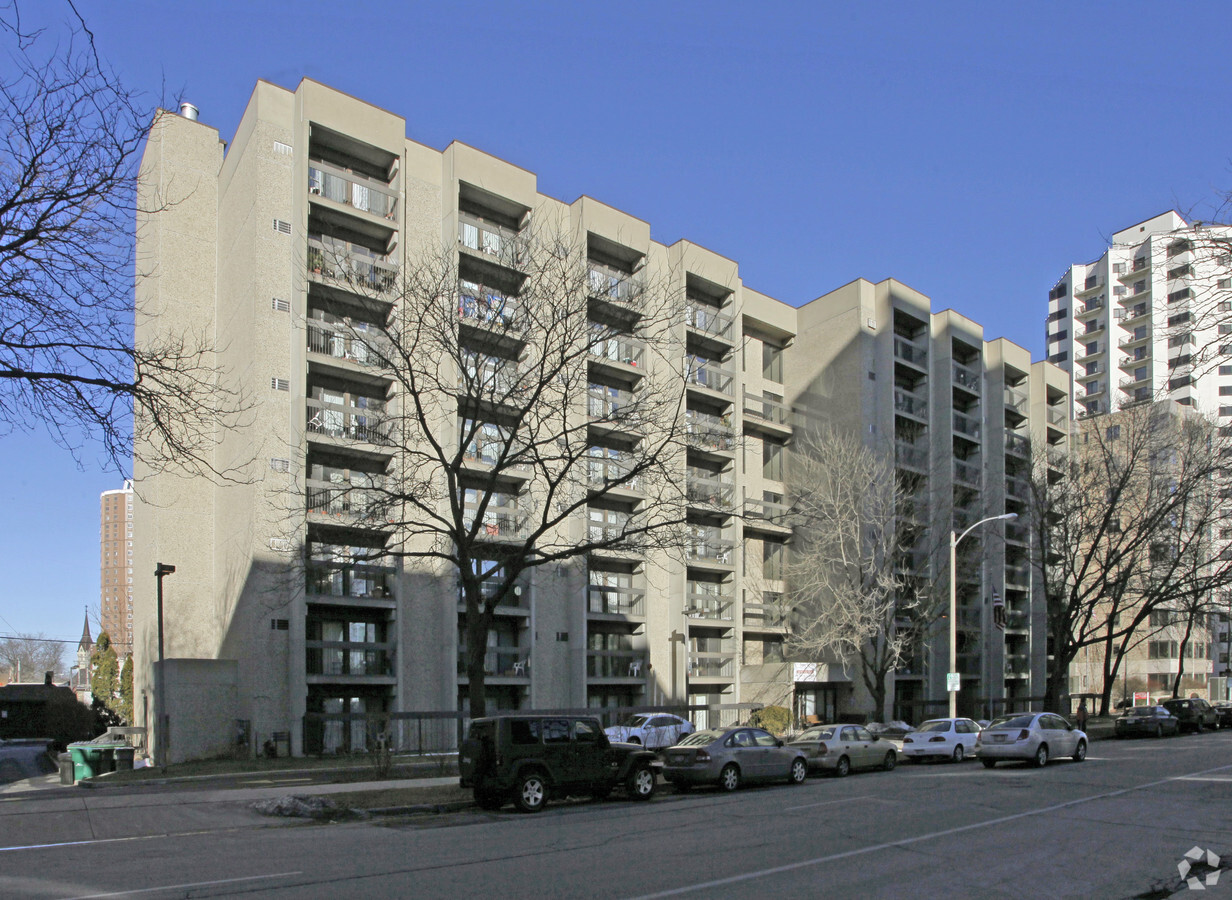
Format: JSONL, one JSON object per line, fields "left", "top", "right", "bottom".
{"left": 365, "top": 799, "right": 475, "bottom": 817}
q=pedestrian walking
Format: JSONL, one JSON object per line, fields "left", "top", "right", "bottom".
{"left": 1076, "top": 699, "right": 1088, "bottom": 732}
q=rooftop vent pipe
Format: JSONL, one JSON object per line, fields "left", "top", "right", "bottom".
{"left": 179, "top": 101, "right": 199, "bottom": 121}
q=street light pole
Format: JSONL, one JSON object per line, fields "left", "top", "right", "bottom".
{"left": 154, "top": 563, "right": 175, "bottom": 768}
{"left": 950, "top": 513, "right": 1017, "bottom": 718}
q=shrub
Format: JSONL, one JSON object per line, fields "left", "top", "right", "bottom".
{"left": 750, "top": 705, "right": 791, "bottom": 735}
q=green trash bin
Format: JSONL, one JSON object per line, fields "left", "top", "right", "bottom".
{"left": 67, "top": 743, "right": 98, "bottom": 781}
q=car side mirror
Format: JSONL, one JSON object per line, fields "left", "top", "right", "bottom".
{"left": 871, "top": 735, "right": 880, "bottom": 741}
{"left": 776, "top": 739, "right": 784, "bottom": 747}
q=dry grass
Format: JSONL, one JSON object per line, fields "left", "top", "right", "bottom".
{"left": 329, "top": 784, "right": 473, "bottom": 809}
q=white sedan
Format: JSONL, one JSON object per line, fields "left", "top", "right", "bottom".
{"left": 901, "top": 717, "right": 982, "bottom": 763}
{"left": 605, "top": 714, "right": 693, "bottom": 750}
{"left": 976, "top": 712, "right": 1087, "bottom": 768}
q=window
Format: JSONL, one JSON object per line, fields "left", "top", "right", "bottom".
{"left": 1168, "top": 289, "right": 1191, "bottom": 304}
{"left": 1105, "top": 425, "right": 1120, "bottom": 441}
{"left": 763, "top": 442, "right": 784, "bottom": 481}
{"left": 1167, "top": 312, "right": 1190, "bottom": 326}
{"left": 762, "top": 344, "right": 783, "bottom": 383}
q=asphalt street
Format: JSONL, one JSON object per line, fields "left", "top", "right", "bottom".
{"left": 2, "top": 732, "right": 1230, "bottom": 899}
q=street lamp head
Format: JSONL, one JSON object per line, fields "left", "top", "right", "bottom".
{"left": 155, "top": 563, "right": 176, "bottom": 577}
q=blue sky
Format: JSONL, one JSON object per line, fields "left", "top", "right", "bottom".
{"left": 4, "top": 0, "right": 1231, "bottom": 649}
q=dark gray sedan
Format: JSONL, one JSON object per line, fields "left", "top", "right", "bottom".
{"left": 662, "top": 727, "right": 808, "bottom": 792}
{"left": 1114, "top": 706, "right": 1179, "bottom": 738}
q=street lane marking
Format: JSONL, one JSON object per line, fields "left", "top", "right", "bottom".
{"left": 624, "top": 761, "right": 1232, "bottom": 900}
{"left": 61, "top": 871, "right": 302, "bottom": 899}
{"left": 785, "top": 795, "right": 885, "bottom": 811}
{"left": 1177, "top": 776, "right": 1232, "bottom": 782}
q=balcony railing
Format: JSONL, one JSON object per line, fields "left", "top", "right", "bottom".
{"left": 895, "top": 441, "right": 928, "bottom": 471}
{"left": 588, "top": 585, "right": 645, "bottom": 617}
{"left": 457, "top": 649, "right": 529, "bottom": 677}
{"left": 953, "top": 411, "right": 981, "bottom": 439}
{"left": 464, "top": 511, "right": 528, "bottom": 540}
{"left": 306, "top": 563, "right": 396, "bottom": 600}
{"left": 686, "top": 531, "right": 735, "bottom": 565}
{"left": 307, "top": 485, "right": 384, "bottom": 518}
{"left": 742, "top": 391, "right": 794, "bottom": 427}
{"left": 1005, "top": 523, "right": 1030, "bottom": 545}
{"left": 1005, "top": 609, "right": 1029, "bottom": 630}
{"left": 1005, "top": 476, "right": 1030, "bottom": 500}
{"left": 894, "top": 337, "right": 927, "bottom": 367}
{"left": 306, "top": 644, "right": 394, "bottom": 677}
{"left": 1004, "top": 387, "right": 1028, "bottom": 414}
{"left": 954, "top": 459, "right": 981, "bottom": 486}
{"left": 894, "top": 388, "right": 928, "bottom": 419}
{"left": 743, "top": 496, "right": 791, "bottom": 526}
{"left": 458, "top": 213, "right": 525, "bottom": 269}
{"left": 587, "top": 459, "right": 640, "bottom": 492}
{"left": 588, "top": 386, "right": 640, "bottom": 423}
{"left": 589, "top": 335, "right": 645, "bottom": 369}
{"left": 685, "top": 588, "right": 734, "bottom": 621}
{"left": 306, "top": 401, "right": 393, "bottom": 445}
{"left": 1006, "top": 432, "right": 1030, "bottom": 456}
{"left": 743, "top": 600, "right": 791, "bottom": 628}
{"left": 685, "top": 409, "right": 735, "bottom": 452}
{"left": 688, "top": 655, "right": 734, "bottom": 678}
{"left": 308, "top": 161, "right": 398, "bottom": 220}
{"left": 686, "top": 470, "right": 736, "bottom": 510}
{"left": 1045, "top": 406, "right": 1067, "bottom": 427}
{"left": 307, "top": 234, "right": 398, "bottom": 294}
{"left": 587, "top": 650, "right": 648, "bottom": 679}
{"left": 458, "top": 282, "right": 519, "bottom": 330}
{"left": 685, "top": 304, "right": 734, "bottom": 342}
{"left": 952, "top": 362, "right": 981, "bottom": 393}
{"left": 685, "top": 359, "right": 736, "bottom": 397}
{"left": 1005, "top": 563, "right": 1031, "bottom": 586}
{"left": 307, "top": 321, "right": 387, "bottom": 367}
{"left": 588, "top": 262, "right": 644, "bottom": 306}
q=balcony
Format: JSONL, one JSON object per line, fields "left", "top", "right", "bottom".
{"left": 458, "top": 213, "right": 525, "bottom": 270}
{"left": 587, "top": 650, "right": 649, "bottom": 680}
{"left": 460, "top": 577, "right": 530, "bottom": 611}
{"left": 307, "top": 485, "right": 385, "bottom": 521}
{"left": 587, "top": 458, "right": 641, "bottom": 493}
{"left": 743, "top": 599, "right": 791, "bottom": 630}
{"left": 587, "top": 585, "right": 645, "bottom": 618}
{"left": 1005, "top": 653, "right": 1030, "bottom": 678}
{"left": 1075, "top": 276, "right": 1103, "bottom": 296}
{"left": 952, "top": 362, "right": 981, "bottom": 394}
{"left": 954, "top": 459, "right": 981, "bottom": 487}
{"left": 1077, "top": 343, "right": 1105, "bottom": 360}
{"left": 895, "top": 440, "right": 929, "bottom": 472}
{"left": 685, "top": 303, "right": 735, "bottom": 344}
{"left": 589, "top": 335, "right": 645, "bottom": 373}
{"left": 458, "top": 649, "right": 530, "bottom": 679}
{"left": 1119, "top": 373, "right": 1151, "bottom": 392}
{"left": 307, "top": 321, "right": 388, "bottom": 369}
{"left": 1045, "top": 406, "right": 1067, "bottom": 428}
{"left": 1005, "top": 609, "right": 1029, "bottom": 631}
{"left": 1075, "top": 296, "right": 1105, "bottom": 316}
{"left": 1005, "top": 431, "right": 1030, "bottom": 457}
{"left": 1005, "top": 476, "right": 1030, "bottom": 501}
{"left": 309, "top": 161, "right": 399, "bottom": 222}
{"left": 306, "top": 401, "right": 393, "bottom": 446}
{"left": 1005, "top": 562, "right": 1031, "bottom": 588}
{"left": 686, "top": 528, "right": 735, "bottom": 567}
{"left": 743, "top": 496, "right": 792, "bottom": 530}
{"left": 684, "top": 588, "right": 735, "bottom": 621}
{"left": 687, "top": 469, "right": 736, "bottom": 511}
{"left": 742, "top": 391, "right": 794, "bottom": 435}
{"left": 685, "top": 358, "right": 736, "bottom": 398}
{"left": 894, "top": 337, "right": 928, "bottom": 369}
{"left": 1004, "top": 386, "right": 1029, "bottom": 415}
{"left": 688, "top": 655, "right": 735, "bottom": 679}
{"left": 953, "top": 410, "right": 981, "bottom": 440}
{"left": 464, "top": 510, "right": 529, "bottom": 541}
{"left": 588, "top": 385, "right": 640, "bottom": 422}
{"left": 458, "top": 281, "right": 520, "bottom": 332}
{"left": 685, "top": 409, "right": 735, "bottom": 453}
{"left": 306, "top": 563, "right": 396, "bottom": 603}
{"left": 307, "top": 234, "right": 397, "bottom": 295}
{"left": 1005, "top": 523, "right": 1030, "bottom": 546}
{"left": 306, "top": 644, "right": 395, "bottom": 679}
{"left": 894, "top": 388, "right": 929, "bottom": 420}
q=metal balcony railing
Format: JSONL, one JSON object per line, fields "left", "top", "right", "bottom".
{"left": 688, "top": 655, "right": 734, "bottom": 678}
{"left": 587, "top": 585, "right": 645, "bottom": 617}
{"left": 953, "top": 362, "right": 981, "bottom": 392}
{"left": 307, "top": 321, "right": 388, "bottom": 367}
{"left": 954, "top": 459, "right": 981, "bottom": 486}
{"left": 686, "top": 470, "right": 736, "bottom": 510}
{"left": 685, "top": 304, "right": 734, "bottom": 342}
{"left": 307, "top": 234, "right": 398, "bottom": 294}
{"left": 458, "top": 281, "right": 519, "bottom": 330}
{"left": 742, "top": 391, "right": 794, "bottom": 427}
{"left": 1045, "top": 406, "right": 1068, "bottom": 427}
{"left": 685, "top": 409, "right": 735, "bottom": 452}
{"left": 895, "top": 441, "right": 929, "bottom": 471}
{"left": 588, "top": 262, "right": 644, "bottom": 306}
{"left": 743, "top": 496, "right": 791, "bottom": 526}
{"left": 894, "top": 337, "right": 927, "bottom": 367}
{"left": 463, "top": 511, "right": 528, "bottom": 540}
{"left": 457, "top": 649, "right": 529, "bottom": 677}
{"left": 458, "top": 213, "right": 525, "bottom": 269}
{"left": 894, "top": 388, "right": 929, "bottom": 419}
{"left": 686, "top": 531, "right": 735, "bottom": 565}
{"left": 306, "top": 401, "right": 393, "bottom": 445}
{"left": 587, "top": 650, "right": 648, "bottom": 679}
{"left": 953, "top": 411, "right": 981, "bottom": 439}
{"left": 306, "top": 564, "right": 396, "bottom": 600}
{"left": 589, "top": 335, "right": 645, "bottom": 369}
{"left": 308, "top": 160, "right": 398, "bottom": 220}
{"left": 684, "top": 591, "right": 734, "bottom": 621}
{"left": 306, "top": 644, "right": 394, "bottom": 677}
{"left": 1006, "top": 432, "right": 1030, "bottom": 456}
{"left": 587, "top": 459, "right": 640, "bottom": 492}
{"left": 743, "top": 601, "right": 791, "bottom": 628}
{"left": 685, "top": 359, "right": 736, "bottom": 397}
{"left": 587, "top": 387, "right": 640, "bottom": 422}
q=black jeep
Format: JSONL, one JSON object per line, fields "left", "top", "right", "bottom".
{"left": 459, "top": 714, "right": 662, "bottom": 812}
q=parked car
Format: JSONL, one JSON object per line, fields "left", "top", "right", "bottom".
{"left": 1160, "top": 698, "right": 1219, "bottom": 733}
{"left": 787, "top": 723, "right": 898, "bottom": 776}
{"left": 604, "top": 713, "right": 693, "bottom": 750}
{"left": 1114, "top": 705, "right": 1179, "bottom": 738}
{"left": 662, "top": 726, "right": 808, "bottom": 792}
{"left": 1212, "top": 701, "right": 1232, "bottom": 729}
{"left": 975, "top": 712, "right": 1087, "bottom": 768}
{"left": 901, "top": 717, "right": 982, "bottom": 763}
{"left": 459, "top": 714, "right": 662, "bottom": 813}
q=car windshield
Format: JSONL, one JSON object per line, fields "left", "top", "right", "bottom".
{"left": 618, "top": 715, "right": 650, "bottom": 727}
{"left": 916, "top": 720, "right": 952, "bottom": 733}
{"left": 796, "top": 727, "right": 835, "bottom": 741}
{"left": 676, "top": 730, "right": 721, "bottom": 746}
{"left": 1166, "top": 700, "right": 1191, "bottom": 709}
{"left": 988, "top": 715, "right": 1035, "bottom": 730}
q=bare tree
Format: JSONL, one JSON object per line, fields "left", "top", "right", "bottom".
{"left": 1030, "top": 402, "right": 1232, "bottom": 714}
{"left": 784, "top": 426, "right": 925, "bottom": 720}
{"left": 0, "top": 4, "right": 245, "bottom": 474}
{"left": 299, "top": 220, "right": 702, "bottom": 717}
{"left": 0, "top": 633, "right": 66, "bottom": 682}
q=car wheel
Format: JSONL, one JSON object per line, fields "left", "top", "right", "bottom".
{"left": 982, "top": 759, "right": 997, "bottom": 769}
{"left": 882, "top": 751, "right": 897, "bottom": 772}
{"left": 1073, "top": 740, "right": 1087, "bottom": 762}
{"left": 1033, "top": 744, "right": 1049, "bottom": 768}
{"left": 514, "top": 771, "right": 549, "bottom": 813}
{"left": 834, "top": 756, "right": 851, "bottom": 778}
{"left": 952, "top": 745, "right": 965, "bottom": 764}
{"left": 789, "top": 758, "right": 808, "bottom": 785}
{"left": 627, "top": 765, "right": 656, "bottom": 801}
{"left": 474, "top": 787, "right": 504, "bottom": 811}
{"left": 719, "top": 763, "right": 741, "bottom": 792}
{"left": 628, "top": 736, "right": 642, "bottom": 744}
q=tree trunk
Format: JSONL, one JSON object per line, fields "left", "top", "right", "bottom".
{"left": 1171, "top": 614, "right": 1196, "bottom": 699}
{"left": 464, "top": 585, "right": 492, "bottom": 720}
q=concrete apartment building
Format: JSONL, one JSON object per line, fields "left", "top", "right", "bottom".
{"left": 1046, "top": 211, "right": 1232, "bottom": 419}
{"left": 133, "top": 79, "right": 1069, "bottom": 761}
{"left": 100, "top": 482, "right": 134, "bottom": 657}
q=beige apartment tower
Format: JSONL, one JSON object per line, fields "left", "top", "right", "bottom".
{"left": 133, "top": 79, "right": 1068, "bottom": 761}
{"left": 100, "top": 482, "right": 134, "bottom": 657}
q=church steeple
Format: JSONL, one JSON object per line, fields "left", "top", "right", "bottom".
{"left": 78, "top": 608, "right": 93, "bottom": 652}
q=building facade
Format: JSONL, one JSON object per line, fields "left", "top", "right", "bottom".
{"left": 1047, "top": 211, "right": 1232, "bottom": 419}
{"left": 133, "top": 79, "right": 1068, "bottom": 760}
{"left": 100, "top": 481, "right": 134, "bottom": 656}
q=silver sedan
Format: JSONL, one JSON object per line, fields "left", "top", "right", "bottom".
{"left": 787, "top": 723, "right": 898, "bottom": 776}
{"left": 975, "top": 712, "right": 1087, "bottom": 768}
{"left": 662, "top": 726, "right": 809, "bottom": 792}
